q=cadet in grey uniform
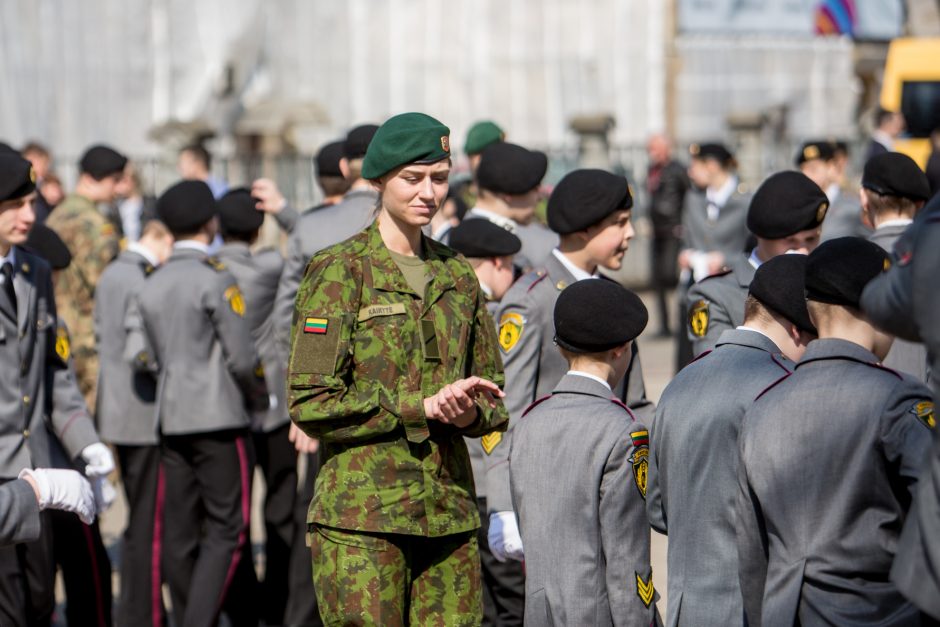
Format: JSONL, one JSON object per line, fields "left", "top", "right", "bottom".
{"left": 510, "top": 279, "right": 659, "bottom": 626}
{"left": 862, "top": 192, "right": 940, "bottom": 622}
{"left": 676, "top": 142, "right": 751, "bottom": 368}
{"left": 486, "top": 169, "right": 652, "bottom": 562}
{"left": 647, "top": 254, "right": 816, "bottom": 627}
{"left": 96, "top": 218, "right": 173, "bottom": 627}
{"left": 687, "top": 171, "right": 827, "bottom": 356}
{"left": 0, "top": 154, "right": 110, "bottom": 627}
{"left": 449, "top": 219, "right": 526, "bottom": 626}
{"left": 737, "top": 237, "right": 934, "bottom": 626}
{"left": 457, "top": 142, "right": 557, "bottom": 272}
{"left": 861, "top": 152, "right": 932, "bottom": 382}
{"left": 216, "top": 188, "right": 301, "bottom": 625}
{"left": 131, "top": 180, "right": 269, "bottom": 627}
{"left": 274, "top": 124, "right": 380, "bottom": 356}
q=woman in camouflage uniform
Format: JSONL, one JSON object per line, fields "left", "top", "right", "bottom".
{"left": 287, "top": 112, "right": 509, "bottom": 626}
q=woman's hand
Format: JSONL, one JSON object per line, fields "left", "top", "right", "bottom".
{"left": 289, "top": 422, "right": 320, "bottom": 454}
{"left": 424, "top": 377, "right": 505, "bottom": 429}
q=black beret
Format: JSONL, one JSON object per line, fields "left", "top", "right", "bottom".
{"left": 218, "top": 187, "right": 264, "bottom": 235}
{"left": 448, "top": 219, "right": 522, "bottom": 258}
{"left": 343, "top": 124, "right": 379, "bottom": 160}
{"left": 862, "top": 152, "right": 930, "bottom": 201}
{"left": 0, "top": 142, "right": 16, "bottom": 155}
{"left": 795, "top": 140, "right": 835, "bottom": 165}
{"left": 315, "top": 141, "right": 345, "bottom": 177}
{"left": 547, "top": 169, "right": 633, "bottom": 235}
{"left": 79, "top": 145, "right": 127, "bottom": 180}
{"left": 747, "top": 171, "right": 829, "bottom": 239}
{"left": 805, "top": 237, "right": 889, "bottom": 308}
{"left": 25, "top": 224, "right": 71, "bottom": 270}
{"left": 748, "top": 254, "right": 815, "bottom": 334}
{"left": 0, "top": 154, "right": 37, "bottom": 202}
{"left": 476, "top": 143, "right": 547, "bottom": 195}
{"left": 156, "top": 180, "right": 217, "bottom": 233}
{"left": 553, "top": 280, "right": 648, "bottom": 353}
{"left": 689, "top": 142, "right": 733, "bottom": 163}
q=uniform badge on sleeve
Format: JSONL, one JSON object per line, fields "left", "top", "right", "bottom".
{"left": 498, "top": 312, "right": 525, "bottom": 353}
{"left": 689, "top": 299, "right": 709, "bottom": 338}
{"left": 635, "top": 571, "right": 655, "bottom": 608}
{"left": 910, "top": 400, "right": 936, "bottom": 429}
{"left": 303, "top": 317, "right": 329, "bottom": 334}
{"left": 481, "top": 431, "right": 502, "bottom": 455}
{"left": 224, "top": 285, "right": 246, "bottom": 317}
{"left": 630, "top": 429, "right": 649, "bottom": 499}
{"left": 55, "top": 327, "right": 70, "bottom": 362}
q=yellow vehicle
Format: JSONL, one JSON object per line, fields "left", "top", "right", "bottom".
{"left": 880, "top": 37, "right": 940, "bottom": 168}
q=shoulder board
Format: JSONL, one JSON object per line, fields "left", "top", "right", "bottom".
{"left": 526, "top": 270, "right": 549, "bottom": 293}
{"left": 769, "top": 352, "right": 793, "bottom": 374}
{"left": 522, "top": 394, "right": 553, "bottom": 418}
{"left": 204, "top": 257, "right": 227, "bottom": 272}
{"left": 689, "top": 349, "right": 713, "bottom": 364}
{"left": 754, "top": 372, "right": 793, "bottom": 401}
{"left": 609, "top": 397, "right": 638, "bottom": 421}
{"left": 700, "top": 267, "right": 732, "bottom": 282}
{"left": 868, "top": 361, "right": 904, "bottom": 380}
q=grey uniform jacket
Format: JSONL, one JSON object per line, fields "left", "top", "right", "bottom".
{"left": 736, "top": 339, "right": 934, "bottom": 626}
{"left": 94, "top": 250, "right": 159, "bottom": 445}
{"left": 0, "top": 478, "right": 40, "bottom": 546}
{"left": 0, "top": 247, "right": 98, "bottom": 479}
{"left": 647, "top": 329, "right": 792, "bottom": 627}
{"left": 133, "top": 247, "right": 268, "bottom": 435}
{"left": 868, "top": 223, "right": 929, "bottom": 383}
{"left": 215, "top": 242, "right": 289, "bottom": 432}
{"left": 680, "top": 186, "right": 751, "bottom": 259}
{"left": 510, "top": 374, "right": 659, "bottom": 627}
{"left": 484, "top": 253, "right": 654, "bottom": 512}
{"left": 443, "top": 210, "right": 559, "bottom": 274}
{"left": 862, "top": 197, "right": 940, "bottom": 620}
{"left": 820, "top": 188, "right": 869, "bottom": 241}
{"left": 686, "top": 253, "right": 755, "bottom": 356}
{"left": 274, "top": 188, "right": 378, "bottom": 356}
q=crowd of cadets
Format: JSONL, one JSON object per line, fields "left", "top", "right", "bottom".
{"left": 0, "top": 113, "right": 937, "bottom": 627}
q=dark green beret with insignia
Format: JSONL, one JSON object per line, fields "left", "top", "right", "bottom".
{"left": 361, "top": 112, "right": 451, "bottom": 180}
{"left": 0, "top": 154, "right": 37, "bottom": 202}
{"left": 465, "top": 120, "right": 505, "bottom": 156}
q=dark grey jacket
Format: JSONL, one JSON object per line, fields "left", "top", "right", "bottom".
{"left": 862, "top": 198, "right": 940, "bottom": 620}
{"left": 680, "top": 185, "right": 751, "bottom": 259}
{"left": 215, "top": 243, "right": 288, "bottom": 432}
{"left": 95, "top": 250, "right": 158, "bottom": 445}
{"left": 0, "top": 248, "right": 98, "bottom": 479}
{"left": 686, "top": 253, "right": 755, "bottom": 356}
{"left": 737, "top": 338, "right": 933, "bottom": 626}
{"left": 510, "top": 374, "right": 659, "bottom": 627}
{"left": 133, "top": 246, "right": 268, "bottom": 435}
{"left": 648, "top": 329, "right": 792, "bottom": 627}
{"left": 484, "top": 253, "right": 653, "bottom": 512}
{"left": 0, "top": 479, "right": 40, "bottom": 546}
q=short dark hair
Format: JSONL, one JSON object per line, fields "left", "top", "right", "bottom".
{"left": 21, "top": 141, "right": 50, "bottom": 158}
{"left": 180, "top": 144, "right": 212, "bottom": 170}
{"left": 317, "top": 175, "right": 350, "bottom": 198}
{"left": 865, "top": 188, "right": 919, "bottom": 218}
{"left": 874, "top": 107, "right": 896, "bottom": 129}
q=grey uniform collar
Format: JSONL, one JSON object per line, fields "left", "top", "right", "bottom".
{"left": 215, "top": 242, "right": 252, "bottom": 258}
{"left": 543, "top": 252, "right": 579, "bottom": 291}
{"left": 728, "top": 253, "right": 757, "bottom": 288}
{"left": 168, "top": 246, "right": 208, "bottom": 262}
{"left": 797, "top": 338, "right": 881, "bottom": 369}
{"left": 552, "top": 373, "right": 616, "bottom": 401}
{"left": 715, "top": 327, "right": 785, "bottom": 356}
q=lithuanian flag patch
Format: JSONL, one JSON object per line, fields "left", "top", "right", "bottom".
{"left": 630, "top": 430, "right": 649, "bottom": 448}
{"left": 303, "top": 317, "right": 329, "bottom": 334}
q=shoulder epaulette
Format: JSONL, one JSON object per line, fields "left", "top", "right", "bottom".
{"left": 754, "top": 372, "right": 793, "bottom": 401}
{"left": 868, "top": 361, "right": 904, "bottom": 380}
{"left": 689, "top": 349, "right": 713, "bottom": 364}
{"left": 526, "top": 270, "right": 548, "bottom": 293}
{"left": 204, "top": 257, "right": 227, "bottom": 272}
{"left": 522, "top": 394, "right": 553, "bottom": 417}
{"left": 699, "top": 267, "right": 732, "bottom": 282}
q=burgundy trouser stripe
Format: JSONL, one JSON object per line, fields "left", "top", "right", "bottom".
{"left": 81, "top": 522, "right": 107, "bottom": 627}
{"left": 215, "top": 435, "right": 251, "bottom": 617}
{"left": 152, "top": 463, "right": 166, "bottom": 627}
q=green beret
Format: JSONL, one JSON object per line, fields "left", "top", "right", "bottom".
{"left": 465, "top": 121, "right": 505, "bottom": 155}
{"left": 361, "top": 113, "right": 451, "bottom": 180}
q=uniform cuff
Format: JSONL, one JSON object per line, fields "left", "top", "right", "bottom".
{"left": 398, "top": 390, "right": 429, "bottom": 443}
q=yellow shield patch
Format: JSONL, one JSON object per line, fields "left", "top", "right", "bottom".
{"left": 689, "top": 299, "right": 709, "bottom": 338}
{"left": 631, "top": 447, "right": 649, "bottom": 499}
{"left": 498, "top": 312, "right": 524, "bottom": 353}
{"left": 911, "top": 400, "right": 936, "bottom": 429}
{"left": 225, "top": 285, "right": 246, "bottom": 317}
{"left": 481, "top": 432, "right": 502, "bottom": 455}
{"left": 636, "top": 571, "right": 655, "bottom": 608}
{"left": 55, "top": 328, "right": 70, "bottom": 362}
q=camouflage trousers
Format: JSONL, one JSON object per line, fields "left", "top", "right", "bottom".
{"left": 311, "top": 525, "right": 481, "bottom": 626}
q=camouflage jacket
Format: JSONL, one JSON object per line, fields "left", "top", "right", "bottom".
{"left": 288, "top": 220, "right": 509, "bottom": 537}
{"left": 46, "top": 194, "right": 120, "bottom": 349}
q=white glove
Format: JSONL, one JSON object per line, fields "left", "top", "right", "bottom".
{"left": 488, "top": 511, "right": 524, "bottom": 562}
{"left": 91, "top": 476, "right": 117, "bottom": 515}
{"left": 80, "top": 443, "right": 115, "bottom": 478}
{"left": 19, "top": 468, "right": 96, "bottom": 525}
